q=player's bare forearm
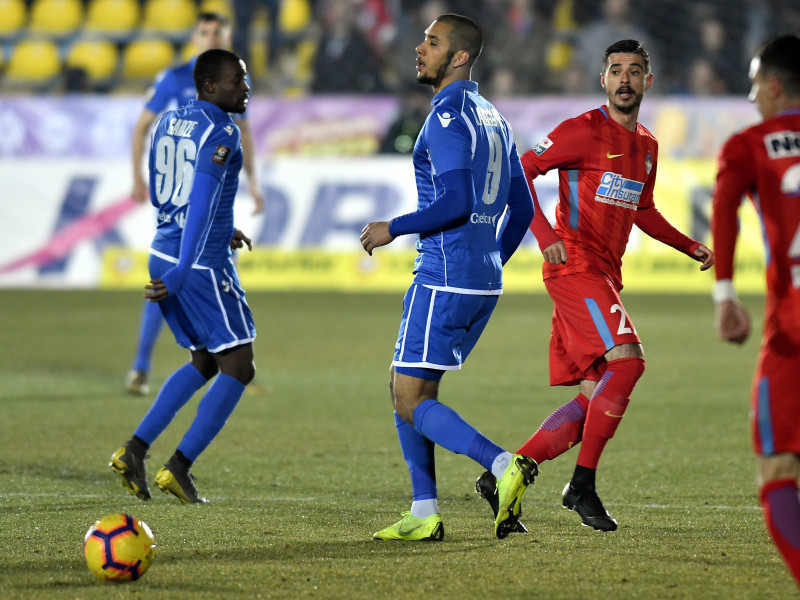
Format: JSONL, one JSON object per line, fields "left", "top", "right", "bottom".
{"left": 360, "top": 221, "right": 395, "bottom": 256}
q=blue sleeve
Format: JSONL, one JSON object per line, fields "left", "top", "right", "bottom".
{"left": 144, "top": 70, "right": 176, "bottom": 114}
{"left": 496, "top": 174, "right": 534, "bottom": 265}
{"left": 427, "top": 108, "right": 473, "bottom": 174}
{"left": 159, "top": 171, "right": 220, "bottom": 294}
{"left": 389, "top": 169, "right": 473, "bottom": 236}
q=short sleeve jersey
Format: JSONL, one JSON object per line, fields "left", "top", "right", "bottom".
{"left": 522, "top": 106, "right": 658, "bottom": 289}
{"left": 148, "top": 99, "right": 243, "bottom": 269}
{"left": 713, "top": 110, "right": 800, "bottom": 345}
{"left": 411, "top": 80, "right": 524, "bottom": 293}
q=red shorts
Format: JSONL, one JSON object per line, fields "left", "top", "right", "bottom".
{"left": 545, "top": 272, "right": 641, "bottom": 386}
{"left": 751, "top": 337, "right": 800, "bottom": 456}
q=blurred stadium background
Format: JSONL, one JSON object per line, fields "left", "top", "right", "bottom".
{"left": 1, "top": 0, "right": 796, "bottom": 292}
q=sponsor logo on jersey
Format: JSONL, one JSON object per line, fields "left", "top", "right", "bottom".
{"left": 607, "top": 151, "right": 624, "bottom": 159}
{"left": 765, "top": 131, "right": 800, "bottom": 159}
{"left": 470, "top": 211, "right": 501, "bottom": 226}
{"left": 224, "top": 125, "right": 235, "bottom": 135}
{"left": 437, "top": 112, "right": 455, "bottom": 128}
{"left": 212, "top": 145, "right": 231, "bottom": 165}
{"left": 594, "top": 171, "right": 644, "bottom": 209}
{"left": 532, "top": 137, "right": 553, "bottom": 155}
{"left": 167, "top": 118, "right": 198, "bottom": 138}
{"left": 475, "top": 106, "right": 502, "bottom": 127}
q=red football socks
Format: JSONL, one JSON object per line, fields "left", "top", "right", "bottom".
{"left": 516, "top": 393, "right": 590, "bottom": 463}
{"left": 576, "top": 357, "right": 645, "bottom": 470}
{"left": 761, "top": 478, "right": 800, "bottom": 589}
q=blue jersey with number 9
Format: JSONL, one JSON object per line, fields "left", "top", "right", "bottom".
{"left": 411, "top": 80, "right": 523, "bottom": 292}
{"left": 148, "top": 99, "right": 243, "bottom": 269}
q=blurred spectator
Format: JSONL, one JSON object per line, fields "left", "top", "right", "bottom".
{"left": 481, "top": 0, "right": 555, "bottom": 96}
{"left": 571, "top": 0, "right": 658, "bottom": 93}
{"left": 379, "top": 86, "right": 429, "bottom": 153}
{"left": 310, "top": 0, "right": 387, "bottom": 93}
{"left": 232, "top": 0, "right": 280, "bottom": 76}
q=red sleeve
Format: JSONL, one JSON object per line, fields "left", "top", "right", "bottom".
{"left": 519, "top": 115, "right": 591, "bottom": 251}
{"left": 711, "top": 133, "right": 754, "bottom": 281}
{"left": 634, "top": 204, "right": 700, "bottom": 256}
{"left": 521, "top": 152, "right": 560, "bottom": 249}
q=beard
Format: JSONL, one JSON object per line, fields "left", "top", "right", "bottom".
{"left": 416, "top": 52, "right": 453, "bottom": 88}
{"left": 608, "top": 87, "right": 644, "bottom": 114}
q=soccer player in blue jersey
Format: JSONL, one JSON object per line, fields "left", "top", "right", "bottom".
{"left": 125, "top": 12, "right": 263, "bottom": 396}
{"left": 361, "top": 13, "right": 542, "bottom": 540}
{"left": 110, "top": 48, "right": 256, "bottom": 504}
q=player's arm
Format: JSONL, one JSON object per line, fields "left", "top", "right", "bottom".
{"left": 634, "top": 205, "right": 714, "bottom": 270}
{"left": 496, "top": 174, "right": 534, "bottom": 265}
{"left": 147, "top": 171, "right": 220, "bottom": 301}
{"left": 131, "top": 109, "right": 158, "bottom": 203}
{"left": 238, "top": 119, "right": 264, "bottom": 215}
{"left": 360, "top": 168, "right": 473, "bottom": 255}
{"left": 711, "top": 136, "right": 753, "bottom": 344}
{"left": 520, "top": 151, "right": 565, "bottom": 264}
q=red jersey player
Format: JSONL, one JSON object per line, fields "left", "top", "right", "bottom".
{"left": 476, "top": 39, "right": 714, "bottom": 532}
{"left": 711, "top": 34, "right": 800, "bottom": 589}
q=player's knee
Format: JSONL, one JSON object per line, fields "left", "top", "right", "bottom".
{"left": 609, "top": 356, "right": 646, "bottom": 386}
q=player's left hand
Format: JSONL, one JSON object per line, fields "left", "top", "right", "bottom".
{"left": 693, "top": 244, "right": 715, "bottom": 271}
{"left": 145, "top": 279, "right": 168, "bottom": 302}
{"left": 231, "top": 229, "right": 253, "bottom": 251}
{"left": 361, "top": 221, "right": 395, "bottom": 255}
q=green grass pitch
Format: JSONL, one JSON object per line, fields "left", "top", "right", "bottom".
{"left": 0, "top": 289, "right": 793, "bottom": 599}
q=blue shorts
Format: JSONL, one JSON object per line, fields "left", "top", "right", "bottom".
{"left": 149, "top": 253, "right": 256, "bottom": 353}
{"left": 392, "top": 284, "right": 498, "bottom": 377}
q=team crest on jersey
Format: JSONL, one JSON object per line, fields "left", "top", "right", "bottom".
{"left": 212, "top": 145, "right": 231, "bottom": 165}
{"left": 437, "top": 112, "right": 455, "bottom": 128}
{"left": 645, "top": 150, "right": 652, "bottom": 174}
{"left": 532, "top": 137, "right": 553, "bottom": 155}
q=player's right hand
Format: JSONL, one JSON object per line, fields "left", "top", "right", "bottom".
{"left": 360, "top": 221, "right": 394, "bottom": 256}
{"left": 715, "top": 300, "right": 751, "bottom": 345}
{"left": 542, "top": 240, "right": 567, "bottom": 265}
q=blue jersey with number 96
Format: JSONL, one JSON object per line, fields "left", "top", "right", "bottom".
{"left": 148, "top": 99, "right": 243, "bottom": 269}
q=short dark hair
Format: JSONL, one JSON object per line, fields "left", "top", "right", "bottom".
{"left": 756, "top": 33, "right": 800, "bottom": 98}
{"left": 435, "top": 13, "right": 483, "bottom": 69}
{"left": 602, "top": 39, "right": 650, "bottom": 74}
{"left": 193, "top": 48, "right": 241, "bottom": 91}
{"left": 197, "top": 11, "right": 229, "bottom": 27}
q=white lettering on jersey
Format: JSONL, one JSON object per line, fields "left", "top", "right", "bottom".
{"left": 475, "top": 106, "right": 501, "bottom": 127}
{"left": 765, "top": 131, "right": 800, "bottom": 159}
{"left": 166, "top": 118, "right": 199, "bottom": 138}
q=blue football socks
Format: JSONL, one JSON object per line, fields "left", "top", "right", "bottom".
{"left": 395, "top": 411, "right": 437, "bottom": 501}
{"left": 412, "top": 399, "right": 506, "bottom": 472}
{"left": 132, "top": 300, "right": 164, "bottom": 372}
{"left": 134, "top": 363, "right": 207, "bottom": 445}
{"left": 177, "top": 373, "right": 246, "bottom": 462}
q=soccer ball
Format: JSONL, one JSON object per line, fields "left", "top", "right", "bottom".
{"left": 83, "top": 513, "right": 156, "bottom": 582}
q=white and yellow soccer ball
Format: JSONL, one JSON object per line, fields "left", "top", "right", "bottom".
{"left": 83, "top": 513, "right": 156, "bottom": 582}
